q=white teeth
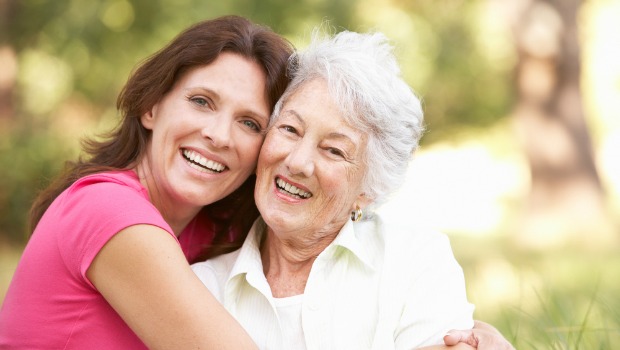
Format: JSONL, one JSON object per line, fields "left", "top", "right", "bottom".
{"left": 182, "top": 149, "right": 225, "bottom": 172}
{"left": 276, "top": 178, "right": 312, "bottom": 198}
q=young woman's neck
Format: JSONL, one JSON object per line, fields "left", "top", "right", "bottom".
{"left": 133, "top": 166, "right": 199, "bottom": 236}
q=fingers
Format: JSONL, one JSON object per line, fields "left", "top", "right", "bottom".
{"left": 443, "top": 330, "right": 479, "bottom": 347}
{"left": 445, "top": 329, "right": 516, "bottom": 350}
{"left": 473, "top": 322, "right": 516, "bottom": 350}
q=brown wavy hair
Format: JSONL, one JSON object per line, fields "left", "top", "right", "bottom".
{"left": 29, "top": 15, "right": 293, "bottom": 262}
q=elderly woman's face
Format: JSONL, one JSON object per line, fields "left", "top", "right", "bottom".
{"left": 255, "top": 79, "right": 369, "bottom": 238}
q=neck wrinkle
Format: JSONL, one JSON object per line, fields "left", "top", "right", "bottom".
{"left": 260, "top": 228, "right": 330, "bottom": 298}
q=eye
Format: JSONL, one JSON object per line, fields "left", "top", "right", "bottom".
{"left": 241, "top": 119, "right": 261, "bottom": 132}
{"left": 327, "top": 148, "right": 345, "bottom": 158}
{"left": 189, "top": 96, "right": 212, "bottom": 109}
{"left": 280, "top": 125, "right": 297, "bottom": 134}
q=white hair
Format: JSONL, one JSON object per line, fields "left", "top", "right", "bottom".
{"left": 271, "top": 29, "right": 425, "bottom": 213}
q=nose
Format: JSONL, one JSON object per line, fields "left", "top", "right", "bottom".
{"left": 284, "top": 141, "right": 315, "bottom": 178}
{"left": 201, "top": 113, "right": 232, "bottom": 149}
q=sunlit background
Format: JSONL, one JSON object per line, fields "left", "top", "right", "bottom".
{"left": 1, "top": 0, "right": 619, "bottom": 348}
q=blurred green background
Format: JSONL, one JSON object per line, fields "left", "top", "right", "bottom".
{"left": 1, "top": 0, "right": 619, "bottom": 348}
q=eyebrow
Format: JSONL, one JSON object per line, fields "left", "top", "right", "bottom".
{"left": 282, "top": 109, "right": 306, "bottom": 128}
{"left": 328, "top": 132, "right": 356, "bottom": 145}
{"left": 185, "top": 86, "right": 220, "bottom": 103}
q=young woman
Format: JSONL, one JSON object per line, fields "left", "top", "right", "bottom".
{"left": 0, "top": 15, "right": 292, "bottom": 349}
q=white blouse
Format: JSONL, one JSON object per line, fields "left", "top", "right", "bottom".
{"left": 192, "top": 214, "right": 474, "bottom": 349}
{"left": 273, "top": 294, "right": 306, "bottom": 350}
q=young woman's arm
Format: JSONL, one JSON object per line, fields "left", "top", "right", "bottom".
{"left": 87, "top": 224, "right": 257, "bottom": 349}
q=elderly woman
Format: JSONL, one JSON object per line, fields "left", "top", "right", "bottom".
{"left": 192, "top": 30, "right": 476, "bottom": 349}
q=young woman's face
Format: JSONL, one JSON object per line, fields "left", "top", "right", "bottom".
{"left": 140, "top": 52, "right": 270, "bottom": 215}
{"left": 255, "top": 79, "right": 369, "bottom": 241}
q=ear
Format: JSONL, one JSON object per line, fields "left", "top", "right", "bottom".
{"left": 354, "top": 192, "right": 373, "bottom": 211}
{"left": 140, "top": 105, "right": 157, "bottom": 130}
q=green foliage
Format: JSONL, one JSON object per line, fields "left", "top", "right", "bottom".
{"left": 398, "top": 0, "right": 514, "bottom": 143}
{"left": 0, "top": 0, "right": 514, "bottom": 243}
{"left": 1, "top": 2, "right": 617, "bottom": 348}
{"left": 0, "top": 120, "right": 74, "bottom": 240}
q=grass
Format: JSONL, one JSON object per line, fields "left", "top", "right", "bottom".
{"left": 452, "top": 235, "right": 620, "bottom": 349}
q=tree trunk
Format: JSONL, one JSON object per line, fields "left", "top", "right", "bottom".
{"left": 511, "top": 0, "right": 615, "bottom": 248}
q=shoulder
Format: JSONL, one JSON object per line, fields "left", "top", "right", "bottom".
{"left": 59, "top": 170, "right": 157, "bottom": 219}
{"left": 357, "top": 213, "right": 451, "bottom": 253}
{"left": 357, "top": 213, "right": 458, "bottom": 275}
{"left": 38, "top": 171, "right": 172, "bottom": 279}
{"left": 191, "top": 218, "right": 265, "bottom": 300}
{"left": 191, "top": 249, "right": 241, "bottom": 301}
{"left": 192, "top": 249, "right": 241, "bottom": 276}
{"left": 68, "top": 170, "right": 146, "bottom": 198}
{"left": 50, "top": 170, "right": 172, "bottom": 257}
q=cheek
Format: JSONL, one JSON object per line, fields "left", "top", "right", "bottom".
{"left": 322, "top": 167, "right": 363, "bottom": 203}
{"left": 255, "top": 141, "right": 282, "bottom": 187}
{"left": 240, "top": 141, "right": 262, "bottom": 171}
{"left": 318, "top": 169, "right": 349, "bottom": 198}
{"left": 257, "top": 135, "right": 280, "bottom": 165}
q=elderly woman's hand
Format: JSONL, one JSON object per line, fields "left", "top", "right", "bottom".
{"left": 443, "top": 321, "right": 515, "bottom": 349}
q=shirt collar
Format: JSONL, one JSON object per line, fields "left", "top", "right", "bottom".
{"left": 325, "top": 219, "right": 377, "bottom": 270}
{"left": 226, "top": 218, "right": 270, "bottom": 295}
{"left": 228, "top": 216, "right": 378, "bottom": 285}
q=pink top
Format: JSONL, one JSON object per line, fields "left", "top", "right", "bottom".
{"left": 0, "top": 170, "right": 215, "bottom": 348}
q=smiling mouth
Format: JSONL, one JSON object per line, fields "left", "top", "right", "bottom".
{"left": 182, "top": 149, "right": 226, "bottom": 173}
{"left": 275, "top": 177, "right": 313, "bottom": 199}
